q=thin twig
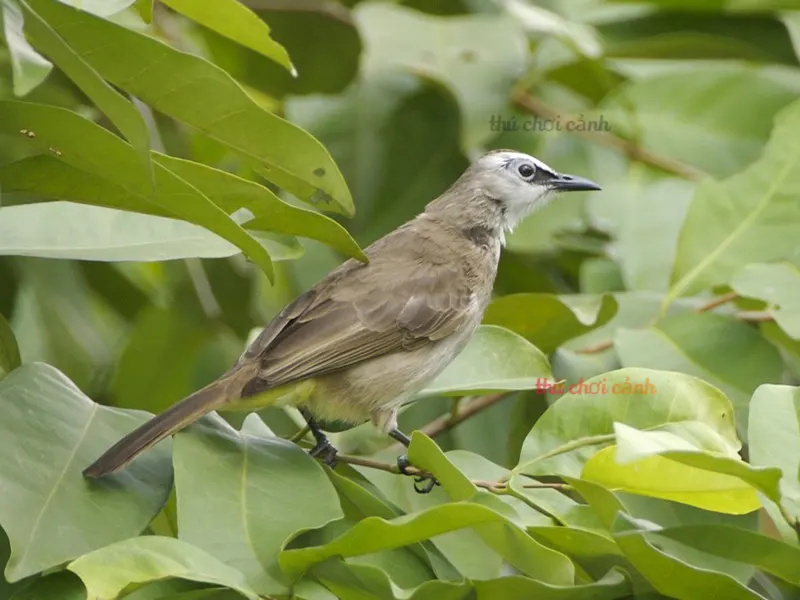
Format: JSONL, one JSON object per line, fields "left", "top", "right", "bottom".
{"left": 575, "top": 292, "right": 752, "bottom": 354}
{"left": 735, "top": 310, "right": 774, "bottom": 322}
{"left": 695, "top": 291, "right": 739, "bottom": 313}
{"left": 333, "top": 454, "right": 571, "bottom": 494}
{"left": 388, "top": 392, "right": 508, "bottom": 451}
{"left": 574, "top": 339, "right": 614, "bottom": 355}
{"left": 511, "top": 89, "right": 706, "bottom": 181}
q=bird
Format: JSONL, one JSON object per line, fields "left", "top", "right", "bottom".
{"left": 83, "top": 149, "right": 601, "bottom": 492}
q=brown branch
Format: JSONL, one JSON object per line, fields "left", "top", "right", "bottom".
{"left": 695, "top": 291, "right": 739, "bottom": 313}
{"left": 573, "top": 339, "right": 614, "bottom": 355}
{"left": 387, "top": 392, "right": 508, "bottom": 452}
{"left": 511, "top": 90, "right": 706, "bottom": 182}
{"left": 332, "top": 454, "right": 571, "bottom": 493}
{"left": 736, "top": 310, "right": 774, "bottom": 322}
{"left": 575, "top": 292, "right": 749, "bottom": 355}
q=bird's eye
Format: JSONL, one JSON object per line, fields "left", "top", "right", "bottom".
{"left": 517, "top": 163, "right": 535, "bottom": 179}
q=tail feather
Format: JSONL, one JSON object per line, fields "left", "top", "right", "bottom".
{"left": 83, "top": 365, "right": 256, "bottom": 478}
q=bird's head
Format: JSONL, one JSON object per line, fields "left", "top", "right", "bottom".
{"left": 427, "top": 150, "right": 601, "bottom": 244}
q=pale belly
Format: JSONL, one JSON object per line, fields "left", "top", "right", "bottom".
{"left": 304, "top": 322, "right": 478, "bottom": 427}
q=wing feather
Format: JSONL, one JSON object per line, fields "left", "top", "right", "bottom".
{"left": 239, "top": 227, "right": 477, "bottom": 389}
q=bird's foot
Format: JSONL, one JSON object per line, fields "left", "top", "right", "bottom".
{"left": 397, "top": 455, "right": 439, "bottom": 494}
{"left": 309, "top": 438, "right": 338, "bottom": 467}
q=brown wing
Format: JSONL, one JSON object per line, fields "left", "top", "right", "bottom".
{"left": 238, "top": 226, "right": 475, "bottom": 389}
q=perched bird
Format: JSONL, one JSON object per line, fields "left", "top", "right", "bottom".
{"left": 83, "top": 150, "right": 600, "bottom": 491}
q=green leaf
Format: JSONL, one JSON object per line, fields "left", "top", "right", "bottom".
{"left": 748, "top": 384, "right": 800, "bottom": 531}
{"left": 612, "top": 0, "right": 800, "bottom": 10}
{"left": 8, "top": 571, "right": 86, "bottom": 600}
{"left": 56, "top": 0, "right": 135, "bottom": 16}
{"left": 473, "top": 569, "right": 630, "bottom": 600}
{"left": 353, "top": 3, "right": 527, "bottom": 149}
{"left": 784, "top": 11, "right": 800, "bottom": 62}
{"left": 654, "top": 524, "right": 800, "bottom": 585}
{"left": 68, "top": 536, "right": 260, "bottom": 600}
{"left": 569, "top": 477, "right": 760, "bottom": 581}
{"left": 0, "top": 202, "right": 302, "bottom": 262}
{"left": 483, "top": 294, "right": 618, "bottom": 354}
{"left": 21, "top": 0, "right": 152, "bottom": 184}
{"left": 668, "top": 99, "right": 800, "bottom": 303}
{"left": 732, "top": 262, "right": 800, "bottom": 339}
{"left": 160, "top": 0, "right": 293, "bottom": 73}
{"left": 0, "top": 363, "right": 172, "bottom": 582}
{"left": 1, "top": 0, "right": 52, "bottom": 96}
{"left": 155, "top": 154, "right": 366, "bottom": 262}
{"left": 24, "top": 0, "right": 353, "bottom": 215}
{"left": 174, "top": 414, "right": 343, "bottom": 595}
{"left": 286, "top": 72, "right": 467, "bottom": 243}
{"left": 308, "top": 560, "right": 471, "bottom": 600}
{"left": 613, "top": 312, "right": 783, "bottom": 436}
{"left": 418, "top": 325, "right": 553, "bottom": 397}
{"left": 9, "top": 259, "right": 121, "bottom": 390}
{"left": 279, "top": 501, "right": 575, "bottom": 585}
{"left": 0, "top": 312, "right": 21, "bottom": 377}
{"left": 610, "top": 513, "right": 764, "bottom": 600}
{"left": 0, "top": 102, "right": 277, "bottom": 279}
{"left": 501, "top": 0, "right": 602, "bottom": 57}
{"left": 582, "top": 423, "right": 781, "bottom": 514}
{"left": 110, "top": 304, "right": 212, "bottom": 414}
{"left": 516, "top": 368, "right": 738, "bottom": 477}
{"left": 600, "top": 65, "right": 798, "bottom": 178}
{"left": 587, "top": 175, "right": 696, "bottom": 292}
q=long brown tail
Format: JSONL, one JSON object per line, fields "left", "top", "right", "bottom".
{"left": 83, "top": 364, "right": 257, "bottom": 478}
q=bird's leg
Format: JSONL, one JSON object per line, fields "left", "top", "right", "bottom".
{"left": 389, "top": 427, "right": 440, "bottom": 495}
{"left": 300, "top": 408, "right": 338, "bottom": 467}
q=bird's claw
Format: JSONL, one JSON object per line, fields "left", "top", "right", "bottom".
{"left": 309, "top": 439, "right": 338, "bottom": 467}
{"left": 397, "top": 455, "right": 440, "bottom": 494}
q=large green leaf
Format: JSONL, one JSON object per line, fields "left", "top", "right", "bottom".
{"left": 472, "top": 570, "right": 629, "bottom": 600}
{"left": 654, "top": 524, "right": 800, "bottom": 585}
{"left": 668, "top": 99, "right": 800, "bottom": 303}
{"left": 0, "top": 363, "right": 172, "bottom": 582}
{"left": 307, "top": 560, "right": 470, "bottom": 600}
{"left": 587, "top": 174, "right": 695, "bottom": 292}
{"left": 160, "top": 0, "right": 294, "bottom": 73}
{"left": 582, "top": 423, "right": 781, "bottom": 514}
{"left": 68, "top": 536, "right": 260, "bottom": 600}
{"left": 8, "top": 572, "right": 86, "bottom": 600}
{"left": 173, "top": 414, "right": 343, "bottom": 595}
{"left": 600, "top": 65, "right": 797, "bottom": 179}
{"left": 1, "top": 0, "right": 51, "bottom": 96}
{"left": 748, "top": 384, "right": 800, "bottom": 533}
{"left": 0, "top": 102, "right": 278, "bottom": 279}
{"left": 22, "top": 0, "right": 152, "bottom": 183}
{"left": 286, "top": 72, "right": 467, "bottom": 243}
{"left": 516, "top": 368, "right": 738, "bottom": 477}
{"left": 0, "top": 202, "right": 303, "bottom": 262}
{"left": 483, "top": 294, "right": 618, "bottom": 354}
{"left": 0, "top": 312, "right": 21, "bottom": 377}
{"left": 353, "top": 3, "right": 527, "bottom": 149}
{"left": 571, "top": 479, "right": 763, "bottom": 600}
{"left": 732, "top": 262, "right": 800, "bottom": 339}
{"left": 609, "top": 514, "right": 764, "bottom": 600}
{"left": 156, "top": 154, "right": 365, "bottom": 262}
{"left": 23, "top": 0, "right": 353, "bottom": 215}
{"left": 613, "top": 312, "right": 783, "bottom": 436}
{"left": 279, "top": 501, "right": 575, "bottom": 585}
{"left": 110, "top": 304, "right": 213, "bottom": 414}
{"left": 419, "top": 325, "right": 553, "bottom": 397}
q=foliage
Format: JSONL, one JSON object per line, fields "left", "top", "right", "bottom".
{"left": 1, "top": 0, "right": 800, "bottom": 599}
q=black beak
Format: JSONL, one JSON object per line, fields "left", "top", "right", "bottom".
{"left": 549, "top": 173, "right": 602, "bottom": 192}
